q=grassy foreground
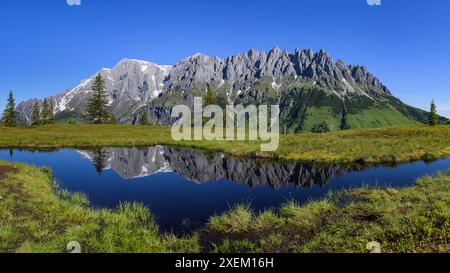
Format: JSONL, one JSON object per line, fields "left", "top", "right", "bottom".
{"left": 0, "top": 161, "right": 199, "bottom": 253}
{"left": 205, "top": 174, "right": 450, "bottom": 253}
{"left": 0, "top": 161, "right": 449, "bottom": 253}
{"left": 0, "top": 124, "right": 449, "bottom": 163}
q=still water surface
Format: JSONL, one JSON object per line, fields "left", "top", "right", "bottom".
{"left": 1, "top": 146, "right": 449, "bottom": 231}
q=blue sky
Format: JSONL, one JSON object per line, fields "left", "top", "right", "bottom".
{"left": 0, "top": 0, "right": 449, "bottom": 117}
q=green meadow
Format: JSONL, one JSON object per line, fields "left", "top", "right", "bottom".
{"left": 0, "top": 124, "right": 449, "bottom": 164}
{"left": 1, "top": 124, "right": 449, "bottom": 253}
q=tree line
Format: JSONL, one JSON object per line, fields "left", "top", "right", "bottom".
{"left": 1, "top": 76, "right": 445, "bottom": 128}
{"left": 1, "top": 74, "right": 154, "bottom": 127}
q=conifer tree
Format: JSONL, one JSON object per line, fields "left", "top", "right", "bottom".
{"left": 41, "top": 99, "right": 55, "bottom": 125}
{"left": 203, "top": 85, "right": 218, "bottom": 126}
{"left": 2, "top": 90, "right": 17, "bottom": 127}
{"left": 340, "top": 107, "right": 350, "bottom": 130}
{"left": 109, "top": 114, "right": 117, "bottom": 124}
{"left": 31, "top": 101, "right": 41, "bottom": 126}
{"left": 92, "top": 148, "right": 108, "bottom": 174}
{"left": 41, "top": 99, "right": 50, "bottom": 125}
{"left": 429, "top": 100, "right": 439, "bottom": 126}
{"left": 204, "top": 85, "right": 217, "bottom": 106}
{"left": 67, "top": 117, "right": 76, "bottom": 124}
{"left": 311, "top": 122, "right": 331, "bottom": 133}
{"left": 48, "top": 101, "right": 55, "bottom": 124}
{"left": 86, "top": 74, "right": 112, "bottom": 124}
{"left": 139, "top": 112, "right": 149, "bottom": 125}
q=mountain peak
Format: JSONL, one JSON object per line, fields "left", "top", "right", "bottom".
{"left": 115, "top": 58, "right": 153, "bottom": 69}
{"left": 15, "top": 47, "right": 416, "bottom": 127}
{"left": 270, "top": 46, "right": 282, "bottom": 53}
{"left": 248, "top": 48, "right": 259, "bottom": 55}
{"left": 188, "top": 53, "right": 208, "bottom": 59}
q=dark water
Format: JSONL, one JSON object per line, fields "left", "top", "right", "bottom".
{"left": 1, "top": 146, "right": 449, "bottom": 232}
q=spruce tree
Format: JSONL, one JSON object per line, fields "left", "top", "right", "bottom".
{"left": 311, "top": 122, "right": 331, "bottom": 133}
{"left": 48, "top": 101, "right": 55, "bottom": 124}
{"left": 139, "top": 112, "right": 149, "bottom": 125}
{"left": 2, "top": 91, "right": 17, "bottom": 127}
{"left": 92, "top": 148, "right": 108, "bottom": 174}
{"left": 340, "top": 107, "right": 350, "bottom": 130}
{"left": 31, "top": 101, "right": 41, "bottom": 126}
{"left": 86, "top": 74, "right": 112, "bottom": 124}
{"left": 67, "top": 117, "right": 76, "bottom": 124}
{"left": 41, "top": 99, "right": 54, "bottom": 125}
{"left": 109, "top": 114, "right": 117, "bottom": 125}
{"left": 204, "top": 85, "right": 217, "bottom": 106}
{"left": 41, "top": 98, "right": 50, "bottom": 125}
{"left": 203, "top": 85, "right": 218, "bottom": 126}
{"left": 429, "top": 100, "right": 439, "bottom": 126}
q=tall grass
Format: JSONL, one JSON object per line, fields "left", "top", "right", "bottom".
{"left": 0, "top": 160, "right": 448, "bottom": 253}
{"left": 204, "top": 171, "right": 450, "bottom": 253}
{"left": 0, "top": 161, "right": 199, "bottom": 253}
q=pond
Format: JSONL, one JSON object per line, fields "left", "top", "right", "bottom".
{"left": 1, "top": 146, "right": 449, "bottom": 232}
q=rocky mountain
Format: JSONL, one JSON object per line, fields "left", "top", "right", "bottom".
{"left": 17, "top": 59, "right": 172, "bottom": 123}
{"left": 15, "top": 47, "right": 447, "bottom": 130}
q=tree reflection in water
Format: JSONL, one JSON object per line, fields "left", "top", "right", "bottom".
{"left": 79, "top": 146, "right": 356, "bottom": 189}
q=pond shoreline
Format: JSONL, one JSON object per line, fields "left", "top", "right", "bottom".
{"left": 2, "top": 144, "right": 450, "bottom": 171}
{"left": 1, "top": 160, "right": 448, "bottom": 253}
{"left": 0, "top": 124, "right": 449, "bottom": 164}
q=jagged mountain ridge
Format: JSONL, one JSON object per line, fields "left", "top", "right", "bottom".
{"left": 16, "top": 47, "right": 442, "bottom": 130}
{"left": 166, "top": 48, "right": 389, "bottom": 98}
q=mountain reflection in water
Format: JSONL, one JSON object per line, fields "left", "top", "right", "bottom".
{"left": 2, "top": 147, "right": 449, "bottom": 231}
{"left": 78, "top": 146, "right": 352, "bottom": 189}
